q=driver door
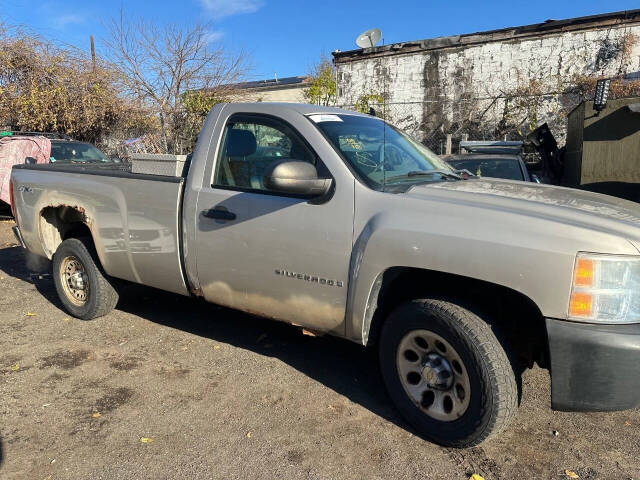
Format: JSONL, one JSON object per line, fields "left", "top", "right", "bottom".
{"left": 194, "top": 113, "right": 354, "bottom": 333}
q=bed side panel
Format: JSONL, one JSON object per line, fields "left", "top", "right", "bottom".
{"left": 11, "top": 167, "right": 189, "bottom": 296}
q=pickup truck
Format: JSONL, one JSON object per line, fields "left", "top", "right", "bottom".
{"left": 10, "top": 103, "right": 640, "bottom": 447}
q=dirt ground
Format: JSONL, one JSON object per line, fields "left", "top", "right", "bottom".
{"left": 0, "top": 219, "right": 639, "bottom": 480}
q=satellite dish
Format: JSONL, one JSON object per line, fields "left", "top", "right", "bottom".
{"left": 356, "top": 28, "right": 382, "bottom": 49}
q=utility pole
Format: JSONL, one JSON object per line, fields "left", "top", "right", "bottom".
{"left": 90, "top": 35, "right": 96, "bottom": 73}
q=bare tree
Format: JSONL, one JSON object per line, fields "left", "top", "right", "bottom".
{"left": 104, "top": 12, "right": 249, "bottom": 153}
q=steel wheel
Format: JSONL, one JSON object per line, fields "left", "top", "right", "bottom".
{"left": 59, "top": 255, "right": 89, "bottom": 306}
{"left": 396, "top": 329, "right": 471, "bottom": 422}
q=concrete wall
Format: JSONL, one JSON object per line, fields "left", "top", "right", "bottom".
{"left": 335, "top": 18, "right": 640, "bottom": 142}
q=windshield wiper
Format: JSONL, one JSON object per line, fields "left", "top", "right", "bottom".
{"left": 452, "top": 169, "right": 477, "bottom": 178}
{"left": 406, "top": 169, "right": 462, "bottom": 180}
{"left": 385, "top": 170, "right": 460, "bottom": 184}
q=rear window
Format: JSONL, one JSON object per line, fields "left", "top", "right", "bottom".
{"left": 447, "top": 158, "right": 524, "bottom": 181}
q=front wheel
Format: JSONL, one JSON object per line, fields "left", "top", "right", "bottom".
{"left": 53, "top": 238, "right": 119, "bottom": 320}
{"left": 379, "top": 299, "right": 518, "bottom": 447}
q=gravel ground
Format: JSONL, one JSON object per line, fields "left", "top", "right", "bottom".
{"left": 1, "top": 219, "right": 639, "bottom": 480}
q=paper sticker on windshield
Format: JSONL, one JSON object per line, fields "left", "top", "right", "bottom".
{"left": 309, "top": 114, "right": 343, "bottom": 123}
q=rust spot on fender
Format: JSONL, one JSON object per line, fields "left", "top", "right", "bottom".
{"left": 44, "top": 203, "right": 90, "bottom": 224}
{"left": 40, "top": 204, "right": 94, "bottom": 258}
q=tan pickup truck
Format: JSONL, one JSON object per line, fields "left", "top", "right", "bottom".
{"left": 10, "top": 103, "right": 640, "bottom": 447}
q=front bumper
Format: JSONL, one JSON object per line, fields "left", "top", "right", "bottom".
{"left": 547, "top": 318, "right": 640, "bottom": 411}
{"left": 12, "top": 226, "right": 26, "bottom": 249}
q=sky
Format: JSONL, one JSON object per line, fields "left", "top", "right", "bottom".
{"left": 1, "top": 0, "right": 639, "bottom": 81}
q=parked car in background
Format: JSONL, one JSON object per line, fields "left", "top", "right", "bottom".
{"left": 49, "top": 139, "right": 114, "bottom": 165}
{"left": 443, "top": 153, "right": 539, "bottom": 182}
{"left": 443, "top": 140, "right": 542, "bottom": 183}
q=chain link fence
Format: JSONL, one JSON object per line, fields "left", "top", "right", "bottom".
{"left": 337, "top": 93, "right": 574, "bottom": 155}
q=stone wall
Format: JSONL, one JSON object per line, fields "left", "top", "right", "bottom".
{"left": 334, "top": 12, "right": 640, "bottom": 145}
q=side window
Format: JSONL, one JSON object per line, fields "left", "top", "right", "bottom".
{"left": 214, "top": 115, "right": 315, "bottom": 191}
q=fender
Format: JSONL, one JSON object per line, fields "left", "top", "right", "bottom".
{"left": 345, "top": 185, "right": 639, "bottom": 345}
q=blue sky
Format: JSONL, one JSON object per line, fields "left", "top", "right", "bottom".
{"left": 1, "top": 0, "right": 639, "bottom": 80}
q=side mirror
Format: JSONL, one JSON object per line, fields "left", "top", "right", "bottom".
{"left": 531, "top": 174, "right": 541, "bottom": 183}
{"left": 263, "top": 160, "right": 332, "bottom": 197}
{"left": 25, "top": 156, "right": 37, "bottom": 164}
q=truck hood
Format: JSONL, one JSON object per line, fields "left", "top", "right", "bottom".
{"left": 406, "top": 178, "right": 640, "bottom": 248}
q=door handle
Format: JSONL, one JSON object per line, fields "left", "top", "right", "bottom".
{"left": 202, "top": 208, "right": 236, "bottom": 221}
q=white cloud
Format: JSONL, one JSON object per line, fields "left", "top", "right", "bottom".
{"left": 51, "top": 13, "right": 85, "bottom": 30}
{"left": 199, "top": 0, "right": 264, "bottom": 19}
{"left": 203, "top": 30, "right": 225, "bottom": 44}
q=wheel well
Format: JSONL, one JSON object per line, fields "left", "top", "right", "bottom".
{"left": 40, "top": 206, "right": 92, "bottom": 258}
{"left": 366, "top": 267, "right": 549, "bottom": 369}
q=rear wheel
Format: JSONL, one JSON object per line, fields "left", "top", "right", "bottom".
{"left": 379, "top": 298, "right": 518, "bottom": 447}
{"left": 53, "top": 238, "right": 118, "bottom": 319}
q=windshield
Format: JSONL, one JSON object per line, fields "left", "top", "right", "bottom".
{"left": 49, "top": 142, "right": 111, "bottom": 164}
{"left": 446, "top": 157, "right": 525, "bottom": 181}
{"left": 309, "top": 114, "right": 454, "bottom": 190}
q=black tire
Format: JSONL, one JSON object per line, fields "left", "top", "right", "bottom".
{"left": 379, "top": 298, "right": 518, "bottom": 447}
{"left": 52, "top": 237, "right": 118, "bottom": 320}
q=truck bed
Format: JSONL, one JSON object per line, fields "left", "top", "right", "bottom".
{"left": 11, "top": 163, "right": 190, "bottom": 296}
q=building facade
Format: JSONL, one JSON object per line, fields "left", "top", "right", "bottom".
{"left": 333, "top": 10, "right": 640, "bottom": 148}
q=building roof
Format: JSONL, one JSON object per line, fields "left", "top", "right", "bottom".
{"left": 333, "top": 9, "right": 640, "bottom": 63}
{"left": 231, "top": 75, "right": 310, "bottom": 91}
{"left": 221, "top": 102, "right": 371, "bottom": 117}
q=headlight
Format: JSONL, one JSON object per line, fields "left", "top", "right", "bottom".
{"left": 569, "top": 253, "right": 640, "bottom": 323}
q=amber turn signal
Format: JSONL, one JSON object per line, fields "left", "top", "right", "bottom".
{"left": 569, "top": 292, "right": 593, "bottom": 317}
{"left": 574, "top": 258, "right": 594, "bottom": 287}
